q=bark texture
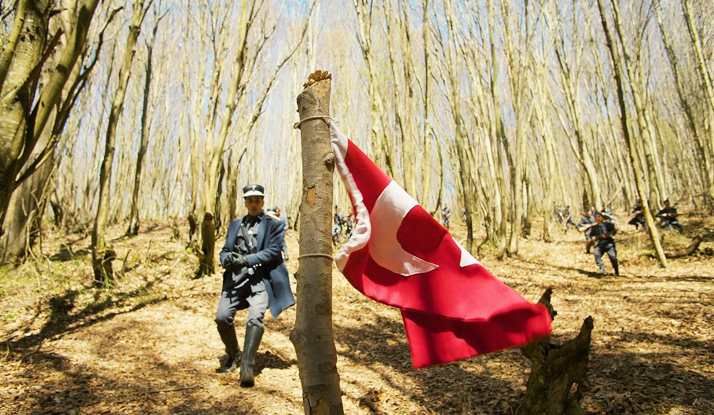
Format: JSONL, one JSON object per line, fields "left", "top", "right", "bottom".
{"left": 92, "top": 0, "right": 150, "bottom": 284}
{"left": 517, "top": 288, "right": 593, "bottom": 415}
{"left": 289, "top": 71, "right": 344, "bottom": 415}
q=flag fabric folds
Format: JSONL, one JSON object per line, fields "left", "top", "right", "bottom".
{"left": 330, "top": 120, "right": 552, "bottom": 368}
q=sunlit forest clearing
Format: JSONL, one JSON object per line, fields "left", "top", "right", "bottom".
{"left": 1, "top": 217, "right": 713, "bottom": 414}
{"left": 1, "top": 0, "right": 713, "bottom": 413}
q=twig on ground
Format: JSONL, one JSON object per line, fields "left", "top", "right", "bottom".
{"left": 146, "top": 385, "right": 199, "bottom": 394}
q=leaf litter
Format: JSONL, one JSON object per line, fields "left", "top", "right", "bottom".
{"left": 0, "top": 215, "right": 712, "bottom": 414}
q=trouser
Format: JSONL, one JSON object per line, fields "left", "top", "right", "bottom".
{"left": 564, "top": 217, "right": 576, "bottom": 231}
{"left": 660, "top": 220, "right": 683, "bottom": 232}
{"left": 215, "top": 285, "right": 269, "bottom": 331}
{"left": 332, "top": 225, "right": 342, "bottom": 245}
{"left": 628, "top": 216, "right": 646, "bottom": 229}
{"left": 594, "top": 242, "right": 618, "bottom": 274}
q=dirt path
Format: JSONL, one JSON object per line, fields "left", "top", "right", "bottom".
{"left": 1, "top": 216, "right": 713, "bottom": 414}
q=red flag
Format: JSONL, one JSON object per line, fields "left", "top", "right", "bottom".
{"left": 330, "top": 121, "right": 552, "bottom": 368}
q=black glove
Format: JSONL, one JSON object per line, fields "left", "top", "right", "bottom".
{"left": 224, "top": 253, "right": 248, "bottom": 272}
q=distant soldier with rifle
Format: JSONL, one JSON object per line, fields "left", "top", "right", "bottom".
{"left": 441, "top": 204, "right": 451, "bottom": 229}
{"left": 344, "top": 205, "right": 354, "bottom": 238}
{"left": 577, "top": 209, "right": 597, "bottom": 253}
{"left": 590, "top": 211, "right": 620, "bottom": 276}
{"left": 655, "top": 199, "right": 683, "bottom": 233}
{"left": 601, "top": 203, "right": 614, "bottom": 221}
{"left": 216, "top": 184, "right": 294, "bottom": 387}
{"left": 628, "top": 199, "right": 646, "bottom": 230}
{"left": 563, "top": 205, "right": 578, "bottom": 233}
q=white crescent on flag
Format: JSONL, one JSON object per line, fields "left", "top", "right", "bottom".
{"left": 328, "top": 120, "right": 552, "bottom": 368}
{"left": 369, "top": 181, "right": 438, "bottom": 276}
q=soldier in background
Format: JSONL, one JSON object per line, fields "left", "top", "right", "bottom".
{"left": 332, "top": 205, "right": 345, "bottom": 246}
{"left": 563, "top": 205, "right": 577, "bottom": 233}
{"left": 589, "top": 211, "right": 620, "bottom": 276}
{"left": 441, "top": 204, "right": 451, "bottom": 229}
{"left": 577, "top": 210, "right": 597, "bottom": 253}
{"left": 655, "top": 199, "right": 684, "bottom": 233}
{"left": 344, "top": 206, "right": 354, "bottom": 238}
{"left": 601, "top": 203, "right": 613, "bottom": 221}
{"left": 628, "top": 199, "right": 646, "bottom": 230}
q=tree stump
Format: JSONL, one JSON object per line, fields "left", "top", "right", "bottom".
{"left": 195, "top": 212, "right": 215, "bottom": 277}
{"left": 516, "top": 288, "right": 593, "bottom": 415}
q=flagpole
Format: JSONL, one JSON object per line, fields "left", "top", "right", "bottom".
{"left": 289, "top": 70, "right": 344, "bottom": 414}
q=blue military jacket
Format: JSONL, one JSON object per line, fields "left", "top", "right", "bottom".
{"left": 219, "top": 211, "right": 295, "bottom": 319}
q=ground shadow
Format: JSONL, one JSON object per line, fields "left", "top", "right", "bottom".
{"left": 213, "top": 349, "right": 294, "bottom": 376}
{"left": 518, "top": 257, "right": 614, "bottom": 278}
{"left": 50, "top": 243, "right": 91, "bottom": 262}
{"left": 4, "top": 278, "right": 170, "bottom": 360}
{"left": 334, "top": 313, "right": 528, "bottom": 413}
{"left": 588, "top": 331, "right": 714, "bottom": 413}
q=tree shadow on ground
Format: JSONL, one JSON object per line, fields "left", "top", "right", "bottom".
{"left": 212, "top": 349, "right": 294, "bottom": 377}
{"left": 334, "top": 313, "right": 528, "bottom": 413}
{"left": 50, "top": 243, "right": 91, "bottom": 262}
{"left": 11, "top": 347, "right": 245, "bottom": 415}
{"left": 10, "top": 318, "right": 297, "bottom": 415}
{"left": 4, "top": 278, "right": 169, "bottom": 359}
{"left": 588, "top": 331, "right": 714, "bottom": 413}
{"left": 518, "top": 257, "right": 615, "bottom": 279}
{"left": 255, "top": 349, "right": 294, "bottom": 374}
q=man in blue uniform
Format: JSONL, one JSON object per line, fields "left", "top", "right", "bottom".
{"left": 628, "top": 199, "right": 646, "bottom": 230}
{"left": 332, "top": 205, "right": 345, "bottom": 246}
{"left": 441, "top": 204, "right": 451, "bottom": 229}
{"left": 577, "top": 210, "right": 597, "bottom": 253}
{"left": 655, "top": 199, "right": 683, "bottom": 233}
{"left": 215, "top": 184, "right": 294, "bottom": 387}
{"left": 563, "top": 205, "right": 577, "bottom": 233}
{"left": 589, "top": 211, "right": 619, "bottom": 276}
{"left": 601, "top": 203, "right": 613, "bottom": 221}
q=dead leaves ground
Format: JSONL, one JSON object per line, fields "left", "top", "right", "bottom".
{"left": 1, "top": 214, "right": 712, "bottom": 414}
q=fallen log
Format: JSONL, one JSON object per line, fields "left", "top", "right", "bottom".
{"left": 667, "top": 235, "right": 702, "bottom": 259}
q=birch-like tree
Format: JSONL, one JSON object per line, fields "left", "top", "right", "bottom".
{"left": 92, "top": 0, "right": 153, "bottom": 284}
{"left": 0, "top": 0, "right": 101, "bottom": 239}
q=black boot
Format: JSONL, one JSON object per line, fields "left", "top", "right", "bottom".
{"left": 240, "top": 325, "right": 264, "bottom": 387}
{"left": 217, "top": 326, "right": 240, "bottom": 373}
{"left": 612, "top": 259, "right": 620, "bottom": 277}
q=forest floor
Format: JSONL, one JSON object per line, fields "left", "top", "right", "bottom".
{"left": 0, "top": 211, "right": 713, "bottom": 415}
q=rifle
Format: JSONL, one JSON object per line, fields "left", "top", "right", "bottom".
{"left": 577, "top": 222, "right": 597, "bottom": 233}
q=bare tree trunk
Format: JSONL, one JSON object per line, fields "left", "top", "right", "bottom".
{"left": 290, "top": 71, "right": 344, "bottom": 414}
{"left": 353, "top": 0, "right": 396, "bottom": 178}
{"left": 1, "top": 154, "right": 53, "bottom": 262}
{"left": 441, "top": 0, "right": 474, "bottom": 253}
{"left": 517, "top": 289, "right": 593, "bottom": 415}
{"left": 681, "top": 0, "right": 714, "bottom": 162}
{"left": 193, "top": 0, "right": 316, "bottom": 277}
{"left": 667, "top": 0, "right": 714, "bottom": 210}
{"left": 597, "top": 0, "right": 667, "bottom": 268}
{"left": 554, "top": 19, "right": 603, "bottom": 208}
{"left": 486, "top": 0, "right": 509, "bottom": 259}
{"left": 0, "top": 0, "right": 51, "bottom": 233}
{"left": 0, "top": 0, "right": 100, "bottom": 228}
{"left": 127, "top": 10, "right": 164, "bottom": 236}
{"left": 92, "top": 0, "right": 151, "bottom": 284}
{"left": 420, "top": 0, "right": 433, "bottom": 209}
